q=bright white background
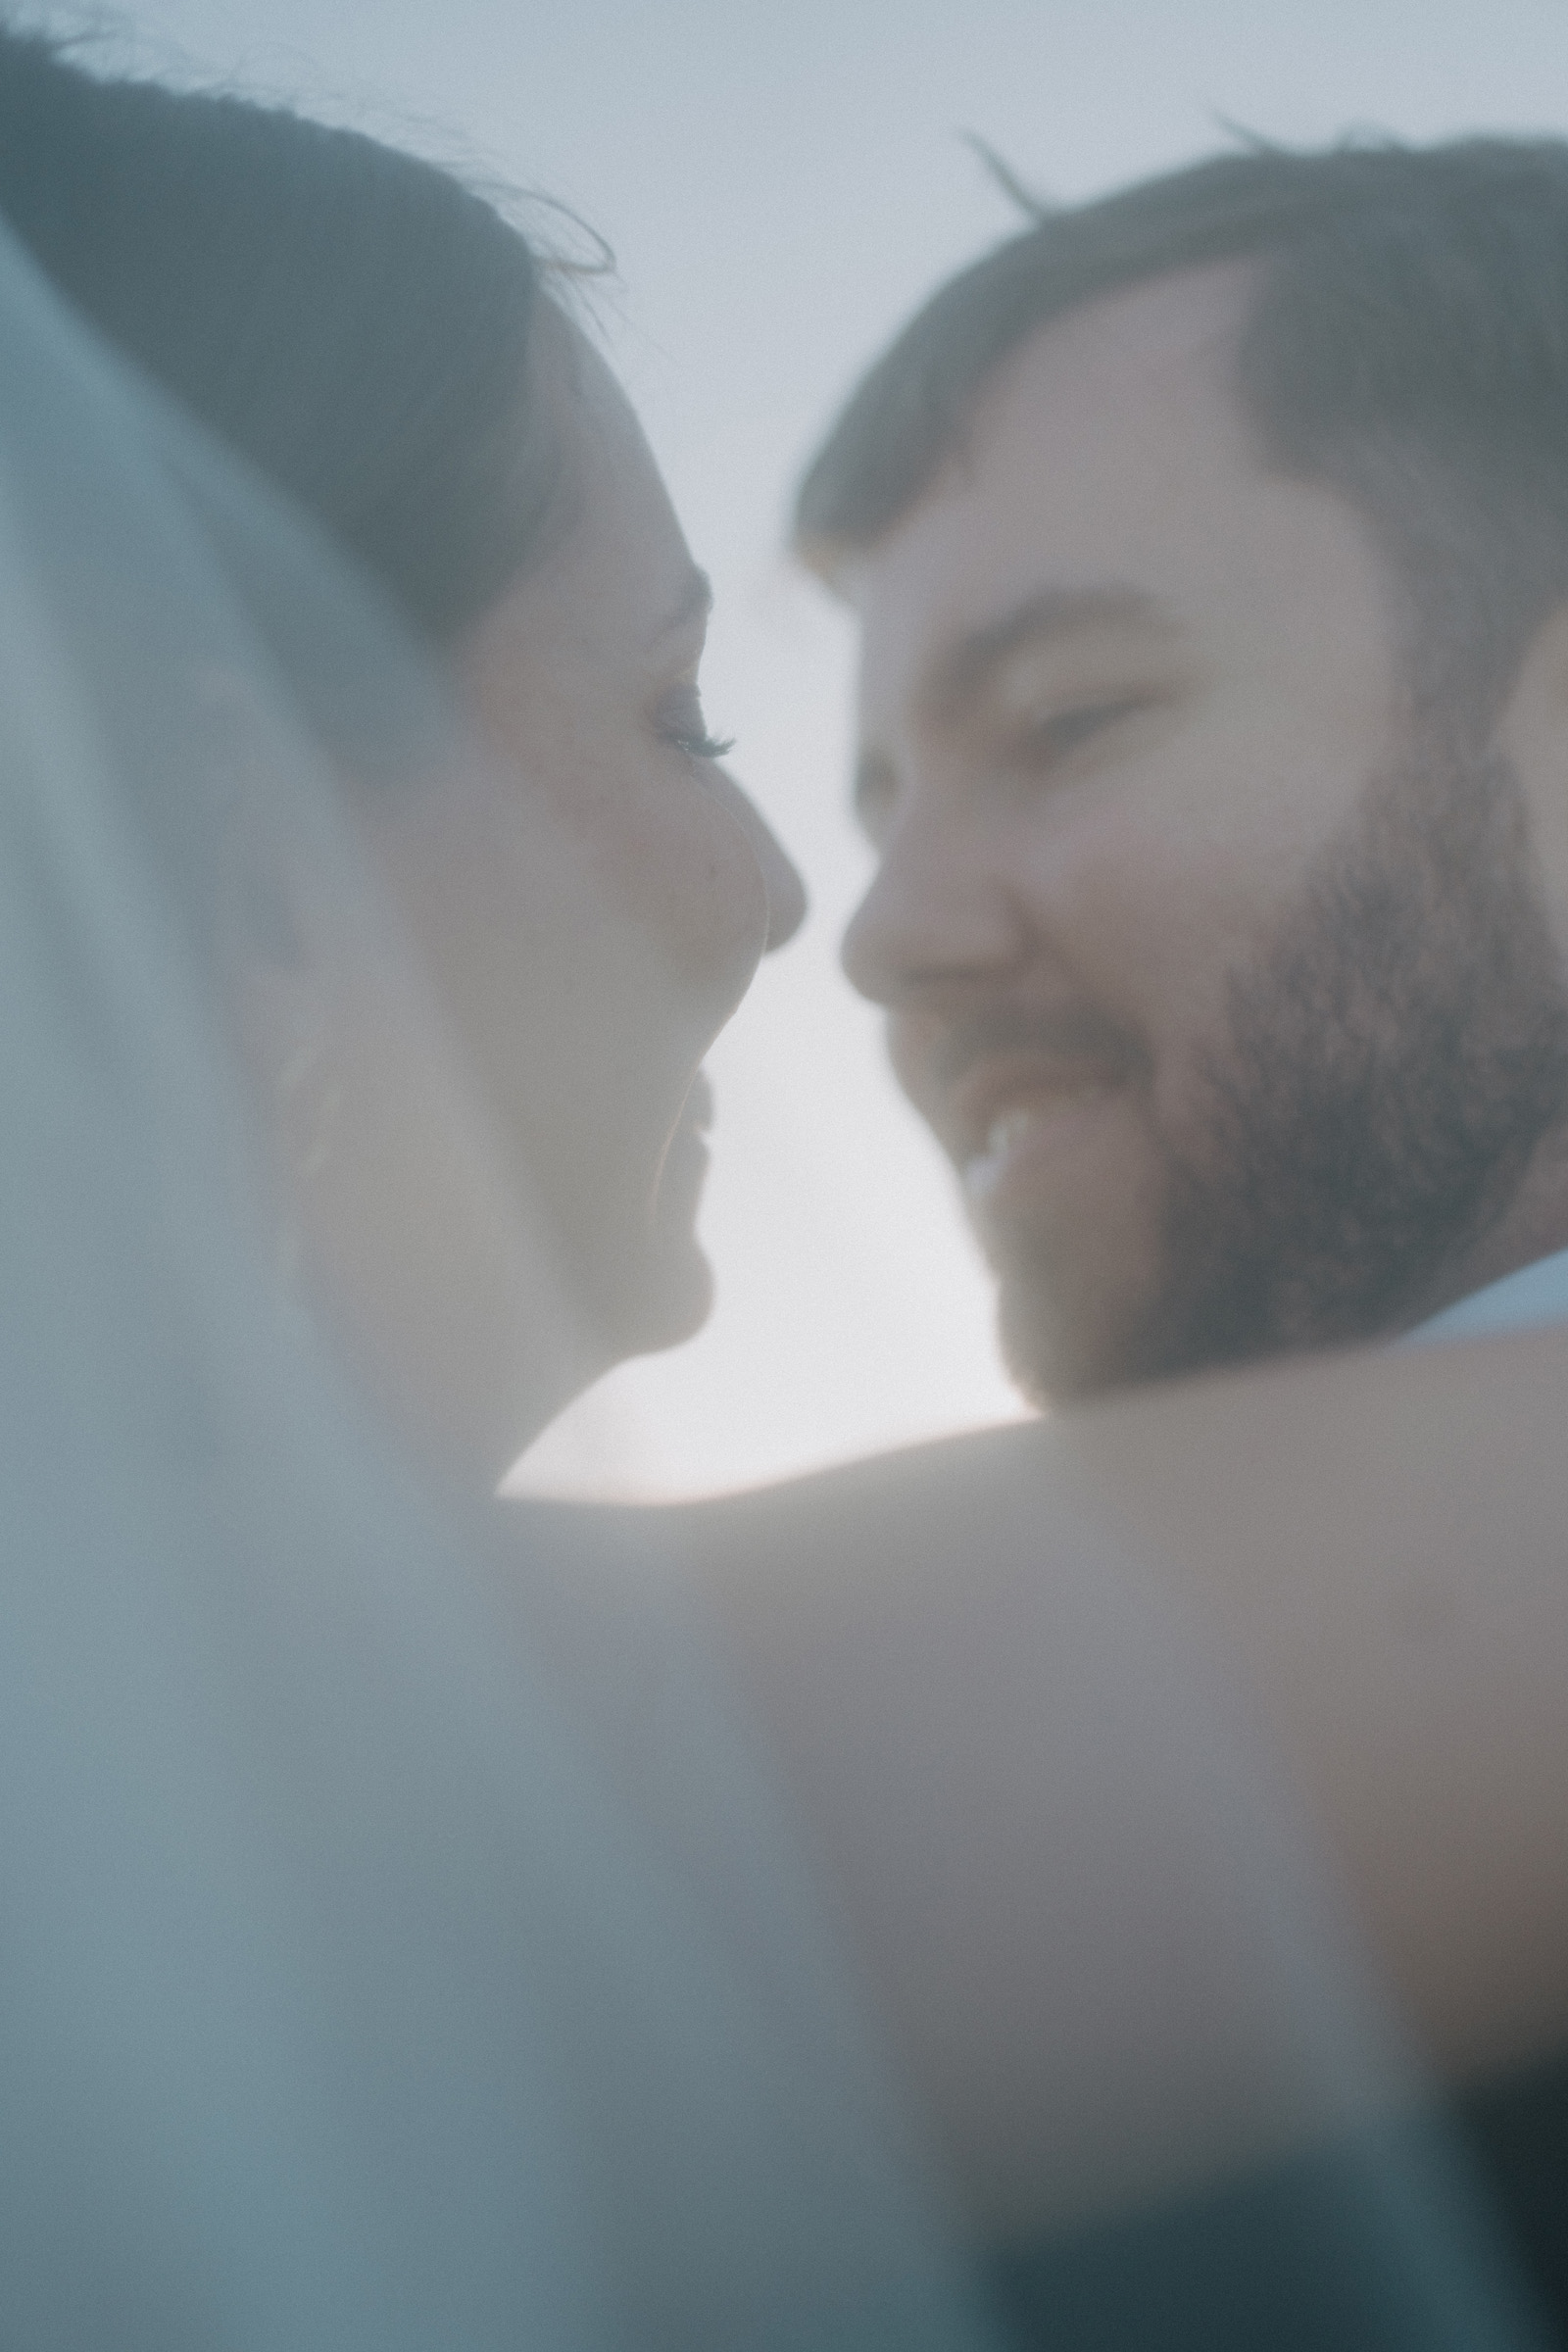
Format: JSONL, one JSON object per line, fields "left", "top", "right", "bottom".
{"left": 57, "top": 0, "right": 1568, "bottom": 1494}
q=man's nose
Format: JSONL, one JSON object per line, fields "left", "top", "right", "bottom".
{"left": 713, "top": 767, "right": 808, "bottom": 954}
{"left": 841, "top": 808, "right": 1027, "bottom": 1007}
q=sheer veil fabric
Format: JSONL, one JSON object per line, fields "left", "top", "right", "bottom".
{"left": 0, "top": 212, "right": 1547, "bottom": 2351}
{"left": 0, "top": 222, "right": 997, "bottom": 2348}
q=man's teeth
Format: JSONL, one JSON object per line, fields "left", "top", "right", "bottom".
{"left": 962, "top": 1105, "right": 1050, "bottom": 1201}
{"left": 961, "top": 1089, "right": 1112, "bottom": 1200}
{"left": 986, "top": 1105, "right": 1049, "bottom": 1159}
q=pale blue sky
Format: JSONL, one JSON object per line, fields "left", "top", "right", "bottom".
{"left": 63, "top": 0, "right": 1568, "bottom": 1491}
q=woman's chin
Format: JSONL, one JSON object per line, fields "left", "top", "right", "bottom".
{"left": 616, "top": 1114, "right": 716, "bottom": 1353}
{"left": 618, "top": 1233, "right": 715, "bottom": 1360}
{"left": 558, "top": 1208, "right": 715, "bottom": 1378}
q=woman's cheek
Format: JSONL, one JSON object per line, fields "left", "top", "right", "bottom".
{"left": 593, "top": 775, "right": 770, "bottom": 1008}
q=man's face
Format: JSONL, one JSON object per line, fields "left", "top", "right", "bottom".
{"left": 842, "top": 266, "right": 1568, "bottom": 1397}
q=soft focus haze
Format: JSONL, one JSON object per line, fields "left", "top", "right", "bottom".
{"left": 60, "top": 0, "right": 1568, "bottom": 1494}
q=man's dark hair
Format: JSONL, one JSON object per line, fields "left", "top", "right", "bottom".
{"left": 0, "top": 29, "right": 568, "bottom": 640}
{"left": 797, "top": 139, "right": 1568, "bottom": 731}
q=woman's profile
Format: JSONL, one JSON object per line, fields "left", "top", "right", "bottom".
{"left": 0, "top": 26, "right": 806, "bottom": 1484}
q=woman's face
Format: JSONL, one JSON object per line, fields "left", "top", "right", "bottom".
{"left": 318, "top": 320, "right": 804, "bottom": 1474}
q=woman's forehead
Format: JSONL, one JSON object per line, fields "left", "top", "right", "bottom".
{"left": 462, "top": 347, "right": 695, "bottom": 681}
{"left": 537, "top": 337, "right": 695, "bottom": 626}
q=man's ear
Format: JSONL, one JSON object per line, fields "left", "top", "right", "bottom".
{"left": 1496, "top": 602, "right": 1568, "bottom": 948}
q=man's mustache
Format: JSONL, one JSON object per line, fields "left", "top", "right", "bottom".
{"left": 923, "top": 1004, "right": 1152, "bottom": 1093}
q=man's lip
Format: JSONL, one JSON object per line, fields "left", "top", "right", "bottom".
{"left": 943, "top": 1053, "right": 1136, "bottom": 1162}
{"left": 959, "top": 1085, "right": 1126, "bottom": 1210}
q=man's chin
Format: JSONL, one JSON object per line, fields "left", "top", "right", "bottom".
{"left": 994, "top": 1246, "right": 1334, "bottom": 1404}
{"left": 988, "top": 1209, "right": 1181, "bottom": 1404}
{"left": 996, "top": 1276, "right": 1145, "bottom": 1407}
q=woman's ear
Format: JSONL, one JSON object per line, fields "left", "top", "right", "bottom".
{"left": 1497, "top": 602, "right": 1568, "bottom": 955}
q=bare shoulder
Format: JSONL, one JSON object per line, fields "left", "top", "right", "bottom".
{"left": 669, "top": 1321, "right": 1568, "bottom": 1613}
{"left": 666, "top": 1327, "right": 1568, "bottom": 2088}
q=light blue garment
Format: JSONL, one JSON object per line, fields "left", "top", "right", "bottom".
{"left": 1406, "top": 1244, "right": 1568, "bottom": 1342}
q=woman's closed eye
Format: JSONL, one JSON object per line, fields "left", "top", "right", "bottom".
{"left": 657, "top": 680, "right": 735, "bottom": 764}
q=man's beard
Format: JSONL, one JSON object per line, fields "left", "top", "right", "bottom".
{"left": 996, "top": 740, "right": 1568, "bottom": 1400}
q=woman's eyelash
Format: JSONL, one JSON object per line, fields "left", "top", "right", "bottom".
{"left": 658, "top": 685, "right": 735, "bottom": 763}
{"left": 667, "top": 723, "right": 736, "bottom": 761}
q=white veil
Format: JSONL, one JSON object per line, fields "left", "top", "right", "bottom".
{"left": 0, "top": 220, "right": 999, "bottom": 2348}
{"left": 0, "top": 198, "right": 1552, "bottom": 2352}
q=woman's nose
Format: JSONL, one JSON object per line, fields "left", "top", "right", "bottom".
{"left": 715, "top": 769, "right": 808, "bottom": 953}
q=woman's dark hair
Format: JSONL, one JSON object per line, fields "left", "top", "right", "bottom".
{"left": 0, "top": 29, "right": 564, "bottom": 639}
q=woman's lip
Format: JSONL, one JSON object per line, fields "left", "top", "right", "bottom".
{"left": 655, "top": 1071, "right": 713, "bottom": 1209}
{"left": 656, "top": 1105, "right": 711, "bottom": 1235}
{"left": 680, "top": 1070, "right": 714, "bottom": 1134}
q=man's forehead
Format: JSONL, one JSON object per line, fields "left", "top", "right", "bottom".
{"left": 848, "top": 263, "right": 1266, "bottom": 713}
{"left": 987, "top": 260, "right": 1259, "bottom": 412}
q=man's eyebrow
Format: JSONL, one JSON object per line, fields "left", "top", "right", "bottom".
{"left": 925, "top": 583, "right": 1179, "bottom": 719}
{"left": 656, "top": 566, "right": 714, "bottom": 639}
